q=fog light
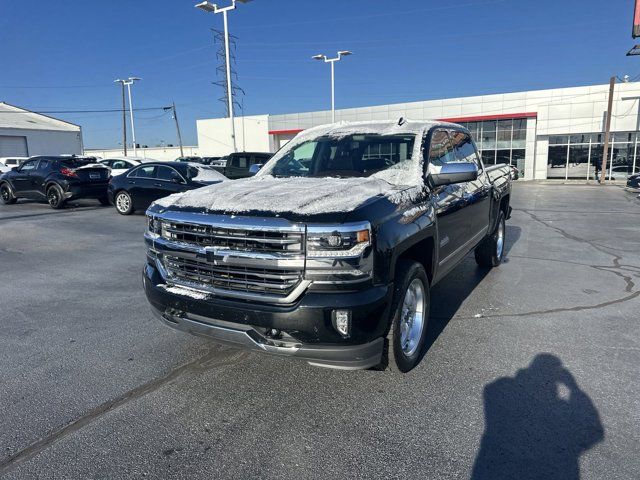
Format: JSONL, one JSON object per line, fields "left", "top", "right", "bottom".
{"left": 332, "top": 310, "right": 352, "bottom": 337}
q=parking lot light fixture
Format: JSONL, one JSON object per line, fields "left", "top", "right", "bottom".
{"left": 312, "top": 51, "right": 353, "bottom": 123}
{"left": 195, "top": 0, "right": 253, "bottom": 153}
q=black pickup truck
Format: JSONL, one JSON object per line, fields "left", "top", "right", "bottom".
{"left": 210, "top": 152, "right": 272, "bottom": 179}
{"left": 143, "top": 120, "right": 512, "bottom": 372}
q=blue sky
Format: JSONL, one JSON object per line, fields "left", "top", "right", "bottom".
{"left": 0, "top": 0, "right": 637, "bottom": 148}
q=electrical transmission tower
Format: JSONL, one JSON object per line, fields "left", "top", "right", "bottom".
{"left": 212, "top": 29, "right": 245, "bottom": 117}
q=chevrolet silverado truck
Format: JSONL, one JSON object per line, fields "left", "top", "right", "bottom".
{"left": 143, "top": 120, "right": 512, "bottom": 372}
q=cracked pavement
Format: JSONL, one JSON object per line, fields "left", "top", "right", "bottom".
{"left": 0, "top": 184, "right": 639, "bottom": 479}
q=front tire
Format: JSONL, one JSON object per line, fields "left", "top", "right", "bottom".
{"left": 0, "top": 183, "right": 17, "bottom": 205}
{"left": 380, "top": 260, "right": 431, "bottom": 373}
{"left": 47, "top": 184, "right": 66, "bottom": 209}
{"left": 114, "top": 191, "right": 134, "bottom": 215}
{"left": 475, "top": 211, "right": 506, "bottom": 267}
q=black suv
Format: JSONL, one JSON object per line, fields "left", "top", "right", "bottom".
{"left": 0, "top": 156, "right": 110, "bottom": 209}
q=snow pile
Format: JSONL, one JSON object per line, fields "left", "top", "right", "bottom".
{"left": 153, "top": 175, "right": 413, "bottom": 215}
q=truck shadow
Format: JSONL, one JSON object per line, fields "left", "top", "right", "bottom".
{"left": 471, "top": 354, "right": 604, "bottom": 480}
{"left": 424, "top": 225, "right": 521, "bottom": 353}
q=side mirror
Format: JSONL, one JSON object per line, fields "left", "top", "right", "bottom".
{"left": 248, "top": 164, "right": 263, "bottom": 176}
{"left": 429, "top": 162, "right": 478, "bottom": 187}
{"left": 171, "top": 176, "right": 183, "bottom": 184}
{"left": 11, "top": 167, "right": 19, "bottom": 172}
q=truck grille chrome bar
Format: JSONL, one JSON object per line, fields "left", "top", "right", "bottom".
{"left": 148, "top": 212, "right": 308, "bottom": 304}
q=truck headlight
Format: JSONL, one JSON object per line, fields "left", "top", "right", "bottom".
{"left": 147, "top": 215, "right": 161, "bottom": 237}
{"left": 305, "top": 223, "right": 373, "bottom": 283}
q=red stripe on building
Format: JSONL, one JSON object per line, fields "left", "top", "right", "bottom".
{"left": 268, "top": 112, "right": 537, "bottom": 135}
{"left": 268, "top": 128, "right": 304, "bottom": 135}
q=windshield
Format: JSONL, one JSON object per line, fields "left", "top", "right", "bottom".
{"left": 263, "top": 134, "right": 416, "bottom": 179}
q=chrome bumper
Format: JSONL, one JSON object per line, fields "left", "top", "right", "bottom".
{"left": 151, "top": 306, "right": 384, "bottom": 370}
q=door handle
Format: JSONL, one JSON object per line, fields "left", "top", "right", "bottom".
{"left": 128, "top": 181, "right": 136, "bottom": 185}
{"left": 153, "top": 183, "right": 163, "bottom": 187}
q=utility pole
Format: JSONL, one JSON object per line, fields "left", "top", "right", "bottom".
{"left": 600, "top": 76, "right": 616, "bottom": 184}
{"left": 114, "top": 80, "right": 128, "bottom": 156}
{"left": 171, "top": 102, "right": 184, "bottom": 158}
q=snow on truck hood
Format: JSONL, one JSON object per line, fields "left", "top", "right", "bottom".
{"left": 152, "top": 175, "right": 417, "bottom": 216}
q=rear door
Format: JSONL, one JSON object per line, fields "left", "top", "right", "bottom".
{"left": 30, "top": 158, "right": 53, "bottom": 197}
{"left": 426, "top": 129, "right": 471, "bottom": 275}
{"left": 450, "top": 129, "right": 492, "bottom": 240}
{"left": 152, "top": 166, "right": 187, "bottom": 202}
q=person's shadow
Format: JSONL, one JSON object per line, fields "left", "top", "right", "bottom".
{"left": 471, "top": 354, "right": 604, "bottom": 480}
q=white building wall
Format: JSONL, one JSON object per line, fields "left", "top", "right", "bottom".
{"left": 197, "top": 114, "right": 270, "bottom": 156}
{"left": 85, "top": 146, "right": 199, "bottom": 161}
{"left": 0, "top": 128, "right": 82, "bottom": 156}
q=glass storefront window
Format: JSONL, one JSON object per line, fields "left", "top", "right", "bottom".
{"left": 549, "top": 135, "right": 569, "bottom": 145}
{"left": 496, "top": 149, "right": 511, "bottom": 165}
{"left": 482, "top": 150, "right": 496, "bottom": 165}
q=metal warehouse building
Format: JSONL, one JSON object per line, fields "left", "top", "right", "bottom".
{"left": 197, "top": 81, "right": 640, "bottom": 181}
{"left": 0, "top": 102, "right": 83, "bottom": 157}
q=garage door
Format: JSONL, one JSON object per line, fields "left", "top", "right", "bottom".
{"left": 0, "top": 136, "right": 28, "bottom": 157}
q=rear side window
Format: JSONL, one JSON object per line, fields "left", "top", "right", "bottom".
{"left": 111, "top": 160, "right": 130, "bottom": 169}
{"left": 129, "top": 165, "right": 157, "bottom": 178}
{"left": 156, "top": 166, "right": 183, "bottom": 182}
{"left": 37, "top": 159, "right": 51, "bottom": 170}
{"left": 231, "top": 156, "right": 248, "bottom": 168}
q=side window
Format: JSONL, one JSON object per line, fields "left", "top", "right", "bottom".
{"left": 156, "top": 166, "right": 183, "bottom": 182}
{"left": 20, "top": 160, "right": 39, "bottom": 172}
{"left": 427, "top": 130, "right": 456, "bottom": 173}
{"left": 112, "top": 160, "right": 128, "bottom": 169}
{"left": 236, "top": 156, "right": 248, "bottom": 169}
{"left": 129, "top": 165, "right": 156, "bottom": 178}
{"left": 37, "top": 159, "right": 51, "bottom": 170}
{"left": 451, "top": 131, "right": 482, "bottom": 169}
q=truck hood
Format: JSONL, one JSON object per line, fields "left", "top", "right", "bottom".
{"left": 150, "top": 176, "right": 418, "bottom": 222}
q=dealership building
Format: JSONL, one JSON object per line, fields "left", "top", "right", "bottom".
{"left": 197, "top": 81, "right": 640, "bottom": 181}
{"left": 0, "top": 102, "right": 83, "bottom": 157}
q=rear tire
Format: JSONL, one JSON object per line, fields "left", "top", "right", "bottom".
{"left": 0, "top": 183, "right": 17, "bottom": 205}
{"left": 475, "top": 211, "right": 506, "bottom": 267}
{"left": 47, "top": 184, "right": 66, "bottom": 209}
{"left": 114, "top": 191, "right": 134, "bottom": 215}
{"left": 379, "top": 259, "right": 430, "bottom": 373}
{"left": 98, "top": 196, "right": 110, "bottom": 206}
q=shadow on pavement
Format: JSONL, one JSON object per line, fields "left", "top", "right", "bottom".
{"left": 471, "top": 354, "right": 604, "bottom": 480}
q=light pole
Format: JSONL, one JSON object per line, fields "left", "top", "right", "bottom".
{"left": 196, "top": 0, "right": 252, "bottom": 153}
{"left": 113, "top": 79, "right": 128, "bottom": 156}
{"left": 312, "top": 51, "right": 353, "bottom": 123}
{"left": 115, "top": 77, "right": 142, "bottom": 156}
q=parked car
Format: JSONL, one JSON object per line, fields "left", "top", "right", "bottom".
{"left": 201, "top": 156, "right": 222, "bottom": 165}
{"left": 108, "top": 162, "right": 227, "bottom": 215}
{"left": 99, "top": 157, "right": 157, "bottom": 177}
{"left": 0, "top": 156, "right": 110, "bottom": 209}
{"left": 627, "top": 173, "right": 640, "bottom": 190}
{"left": 211, "top": 152, "right": 272, "bottom": 179}
{"left": 0, "top": 157, "right": 29, "bottom": 173}
{"left": 143, "top": 120, "right": 512, "bottom": 373}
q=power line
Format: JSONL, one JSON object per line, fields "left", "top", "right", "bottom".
{"left": 0, "top": 107, "right": 168, "bottom": 114}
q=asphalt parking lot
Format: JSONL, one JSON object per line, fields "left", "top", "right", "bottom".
{"left": 0, "top": 183, "right": 639, "bottom": 479}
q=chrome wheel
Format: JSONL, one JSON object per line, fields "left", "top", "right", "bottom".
{"left": 399, "top": 278, "right": 426, "bottom": 356}
{"left": 496, "top": 219, "right": 505, "bottom": 259}
{"left": 116, "top": 193, "right": 131, "bottom": 213}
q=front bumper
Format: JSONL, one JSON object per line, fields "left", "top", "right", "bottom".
{"left": 150, "top": 305, "right": 384, "bottom": 370}
{"left": 143, "top": 263, "right": 392, "bottom": 369}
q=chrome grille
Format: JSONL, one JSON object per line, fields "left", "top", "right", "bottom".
{"left": 163, "top": 255, "right": 303, "bottom": 297}
{"left": 161, "top": 221, "right": 304, "bottom": 253}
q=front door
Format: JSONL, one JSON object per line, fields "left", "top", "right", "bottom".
{"left": 12, "top": 159, "right": 39, "bottom": 197}
{"left": 426, "top": 129, "right": 470, "bottom": 274}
